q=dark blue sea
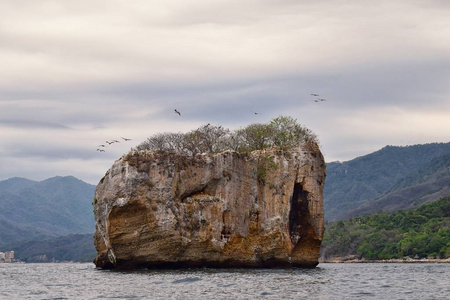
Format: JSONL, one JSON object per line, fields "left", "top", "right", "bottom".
{"left": 1, "top": 263, "right": 449, "bottom": 299}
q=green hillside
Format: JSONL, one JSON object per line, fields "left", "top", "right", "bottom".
{"left": 0, "top": 176, "right": 96, "bottom": 247}
{"left": 320, "top": 196, "right": 450, "bottom": 260}
{"left": 1, "top": 234, "right": 96, "bottom": 263}
{"left": 324, "top": 142, "right": 450, "bottom": 221}
{"left": 0, "top": 218, "right": 57, "bottom": 247}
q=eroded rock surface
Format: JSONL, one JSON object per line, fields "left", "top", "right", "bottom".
{"left": 93, "top": 143, "right": 326, "bottom": 269}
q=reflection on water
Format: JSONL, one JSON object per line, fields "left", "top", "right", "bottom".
{"left": 1, "top": 263, "right": 449, "bottom": 299}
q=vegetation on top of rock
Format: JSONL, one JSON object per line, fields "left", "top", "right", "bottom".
{"left": 133, "top": 116, "right": 318, "bottom": 156}
{"left": 320, "top": 195, "right": 450, "bottom": 260}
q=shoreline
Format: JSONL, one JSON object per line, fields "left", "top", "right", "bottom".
{"left": 320, "top": 258, "right": 450, "bottom": 263}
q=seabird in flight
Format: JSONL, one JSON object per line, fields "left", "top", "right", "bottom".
{"left": 174, "top": 109, "right": 181, "bottom": 116}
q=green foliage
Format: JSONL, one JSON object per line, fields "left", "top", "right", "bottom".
{"left": 134, "top": 116, "right": 318, "bottom": 156}
{"left": 321, "top": 196, "right": 450, "bottom": 260}
{"left": 270, "top": 116, "right": 317, "bottom": 150}
{"left": 256, "top": 156, "right": 279, "bottom": 185}
{"left": 100, "top": 170, "right": 109, "bottom": 184}
{"left": 235, "top": 123, "right": 273, "bottom": 153}
{"left": 256, "top": 164, "right": 267, "bottom": 185}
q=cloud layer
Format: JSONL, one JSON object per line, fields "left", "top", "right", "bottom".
{"left": 1, "top": 0, "right": 449, "bottom": 183}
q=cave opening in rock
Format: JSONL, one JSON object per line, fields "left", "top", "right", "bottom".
{"left": 289, "top": 182, "right": 311, "bottom": 244}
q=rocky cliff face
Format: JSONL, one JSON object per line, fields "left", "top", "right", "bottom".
{"left": 93, "top": 143, "right": 326, "bottom": 269}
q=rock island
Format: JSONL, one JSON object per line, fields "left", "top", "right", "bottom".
{"left": 93, "top": 116, "right": 326, "bottom": 269}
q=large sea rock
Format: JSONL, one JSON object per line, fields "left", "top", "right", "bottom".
{"left": 93, "top": 142, "right": 326, "bottom": 269}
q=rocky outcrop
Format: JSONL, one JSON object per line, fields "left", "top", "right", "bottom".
{"left": 93, "top": 143, "right": 326, "bottom": 269}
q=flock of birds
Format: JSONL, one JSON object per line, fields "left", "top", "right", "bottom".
{"left": 97, "top": 93, "right": 326, "bottom": 153}
{"left": 173, "top": 93, "right": 326, "bottom": 117}
{"left": 96, "top": 137, "right": 132, "bottom": 152}
{"left": 311, "top": 93, "right": 326, "bottom": 102}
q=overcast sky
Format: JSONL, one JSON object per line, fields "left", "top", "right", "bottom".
{"left": 1, "top": 0, "right": 449, "bottom": 184}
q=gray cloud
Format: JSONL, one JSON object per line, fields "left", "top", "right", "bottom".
{"left": 0, "top": 0, "right": 449, "bottom": 183}
{"left": 0, "top": 120, "right": 71, "bottom": 130}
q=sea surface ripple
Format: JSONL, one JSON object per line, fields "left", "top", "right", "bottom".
{"left": 1, "top": 263, "right": 449, "bottom": 299}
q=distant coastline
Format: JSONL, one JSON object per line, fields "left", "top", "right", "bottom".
{"left": 320, "top": 257, "right": 450, "bottom": 263}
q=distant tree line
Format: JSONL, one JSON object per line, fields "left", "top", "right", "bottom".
{"left": 3, "top": 234, "right": 95, "bottom": 263}
{"left": 320, "top": 196, "right": 450, "bottom": 260}
{"left": 134, "top": 116, "right": 318, "bottom": 155}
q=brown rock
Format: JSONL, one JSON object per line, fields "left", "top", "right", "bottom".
{"left": 93, "top": 143, "right": 325, "bottom": 269}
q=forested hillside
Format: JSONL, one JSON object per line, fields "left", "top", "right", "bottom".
{"left": 3, "top": 234, "right": 95, "bottom": 263}
{"left": 324, "top": 142, "right": 450, "bottom": 221}
{"left": 0, "top": 176, "right": 96, "bottom": 247}
{"left": 320, "top": 196, "right": 450, "bottom": 260}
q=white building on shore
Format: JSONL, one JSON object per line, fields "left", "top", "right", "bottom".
{"left": 0, "top": 251, "right": 15, "bottom": 263}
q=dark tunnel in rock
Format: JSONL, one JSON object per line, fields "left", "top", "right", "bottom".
{"left": 289, "top": 182, "right": 311, "bottom": 244}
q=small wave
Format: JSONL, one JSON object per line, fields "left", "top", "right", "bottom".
{"left": 172, "top": 277, "right": 202, "bottom": 284}
{"left": 217, "top": 283, "right": 236, "bottom": 288}
{"left": 353, "top": 292, "right": 374, "bottom": 296}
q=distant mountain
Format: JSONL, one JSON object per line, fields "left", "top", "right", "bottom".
{"left": 0, "top": 176, "right": 96, "bottom": 247}
{"left": 324, "top": 142, "right": 450, "bottom": 221}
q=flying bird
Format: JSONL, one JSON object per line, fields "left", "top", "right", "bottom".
{"left": 96, "top": 149, "right": 105, "bottom": 152}
{"left": 106, "top": 141, "right": 114, "bottom": 145}
{"left": 252, "top": 111, "right": 259, "bottom": 115}
{"left": 174, "top": 109, "right": 181, "bottom": 116}
{"left": 121, "top": 137, "right": 132, "bottom": 141}
{"left": 98, "top": 144, "right": 107, "bottom": 147}
{"left": 311, "top": 93, "right": 319, "bottom": 97}
{"left": 318, "top": 98, "right": 326, "bottom": 102}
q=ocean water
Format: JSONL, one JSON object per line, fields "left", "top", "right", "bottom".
{"left": 1, "top": 263, "right": 449, "bottom": 299}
